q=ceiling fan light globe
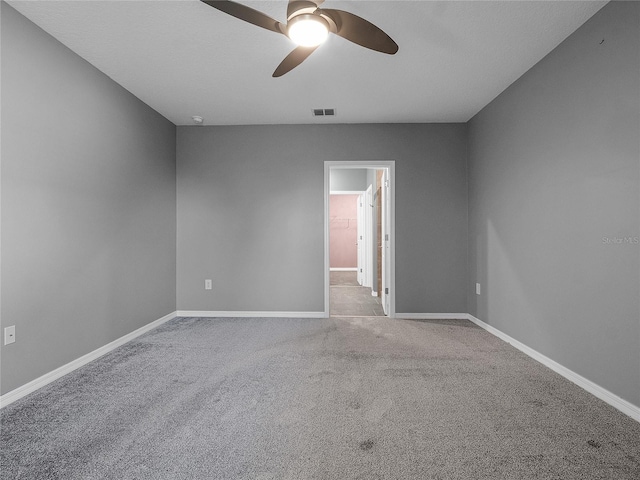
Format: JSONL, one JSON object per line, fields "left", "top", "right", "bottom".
{"left": 288, "top": 15, "right": 329, "bottom": 47}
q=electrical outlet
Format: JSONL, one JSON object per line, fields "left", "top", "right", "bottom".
{"left": 4, "top": 326, "right": 16, "bottom": 345}
{"left": 205, "top": 279, "right": 212, "bottom": 290}
{"left": 476, "top": 283, "right": 481, "bottom": 295}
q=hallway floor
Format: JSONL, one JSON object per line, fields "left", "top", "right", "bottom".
{"left": 330, "top": 271, "right": 385, "bottom": 317}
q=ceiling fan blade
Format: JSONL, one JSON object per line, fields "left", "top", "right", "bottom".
{"left": 273, "top": 46, "right": 319, "bottom": 77}
{"left": 320, "top": 9, "right": 398, "bottom": 54}
{"left": 201, "top": 0, "right": 284, "bottom": 34}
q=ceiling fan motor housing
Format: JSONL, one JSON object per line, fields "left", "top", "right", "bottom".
{"left": 287, "top": 0, "right": 320, "bottom": 21}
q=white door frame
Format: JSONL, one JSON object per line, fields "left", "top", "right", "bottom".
{"left": 324, "top": 161, "right": 396, "bottom": 318}
{"left": 381, "top": 169, "right": 390, "bottom": 315}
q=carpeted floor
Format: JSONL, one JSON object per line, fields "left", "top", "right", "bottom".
{"left": 1, "top": 316, "right": 639, "bottom": 479}
{"left": 330, "top": 287, "right": 385, "bottom": 317}
{"left": 330, "top": 271, "right": 385, "bottom": 317}
{"left": 330, "top": 271, "right": 360, "bottom": 286}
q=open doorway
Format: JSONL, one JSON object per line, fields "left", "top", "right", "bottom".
{"left": 328, "top": 190, "right": 382, "bottom": 316}
{"left": 324, "top": 162, "right": 395, "bottom": 318}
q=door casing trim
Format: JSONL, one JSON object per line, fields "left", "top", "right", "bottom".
{"left": 324, "top": 161, "right": 396, "bottom": 318}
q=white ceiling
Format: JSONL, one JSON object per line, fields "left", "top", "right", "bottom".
{"left": 7, "top": 0, "right": 607, "bottom": 125}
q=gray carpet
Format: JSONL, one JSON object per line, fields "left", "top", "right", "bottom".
{"left": 2, "top": 316, "right": 639, "bottom": 479}
{"left": 330, "top": 271, "right": 360, "bottom": 286}
{"left": 330, "top": 287, "right": 385, "bottom": 317}
{"left": 330, "top": 271, "right": 385, "bottom": 317}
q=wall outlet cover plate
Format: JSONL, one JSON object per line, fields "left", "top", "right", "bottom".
{"left": 4, "top": 325, "right": 16, "bottom": 345}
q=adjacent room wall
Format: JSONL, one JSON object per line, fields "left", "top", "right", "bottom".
{"left": 330, "top": 168, "right": 378, "bottom": 285}
{"left": 468, "top": 1, "right": 640, "bottom": 408}
{"left": 329, "top": 194, "right": 358, "bottom": 269}
{"left": 0, "top": 3, "right": 177, "bottom": 395}
{"left": 177, "top": 123, "right": 468, "bottom": 314}
{"left": 330, "top": 169, "right": 367, "bottom": 192}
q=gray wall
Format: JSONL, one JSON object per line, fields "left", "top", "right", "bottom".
{"left": 0, "top": 3, "right": 177, "bottom": 395}
{"left": 177, "top": 124, "right": 468, "bottom": 313}
{"left": 468, "top": 1, "right": 640, "bottom": 407}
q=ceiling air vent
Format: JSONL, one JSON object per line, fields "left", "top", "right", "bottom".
{"left": 313, "top": 108, "right": 336, "bottom": 117}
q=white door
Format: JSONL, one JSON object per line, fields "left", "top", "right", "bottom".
{"left": 364, "top": 185, "right": 373, "bottom": 289}
{"left": 381, "top": 170, "right": 391, "bottom": 315}
{"left": 356, "top": 194, "right": 364, "bottom": 285}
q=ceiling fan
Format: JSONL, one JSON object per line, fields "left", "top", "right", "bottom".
{"left": 201, "top": 0, "right": 399, "bottom": 77}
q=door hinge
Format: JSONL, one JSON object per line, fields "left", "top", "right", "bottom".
{"left": 385, "top": 234, "right": 389, "bottom": 241}
{"left": 384, "top": 180, "right": 390, "bottom": 188}
{"left": 385, "top": 288, "right": 389, "bottom": 294}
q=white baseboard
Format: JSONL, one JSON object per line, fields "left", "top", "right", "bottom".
{"left": 466, "top": 314, "right": 640, "bottom": 423}
{"left": 0, "top": 311, "right": 177, "bottom": 409}
{"left": 176, "top": 311, "right": 326, "bottom": 319}
{"left": 395, "top": 313, "right": 469, "bottom": 320}
{"left": 371, "top": 291, "right": 378, "bottom": 297}
{"left": 330, "top": 268, "right": 358, "bottom": 272}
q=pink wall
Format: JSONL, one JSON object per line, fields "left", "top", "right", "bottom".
{"left": 330, "top": 194, "right": 358, "bottom": 268}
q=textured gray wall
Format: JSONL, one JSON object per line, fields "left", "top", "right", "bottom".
{"left": 0, "top": 4, "right": 177, "bottom": 395}
{"left": 468, "top": 1, "right": 640, "bottom": 407}
{"left": 177, "top": 124, "right": 468, "bottom": 314}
